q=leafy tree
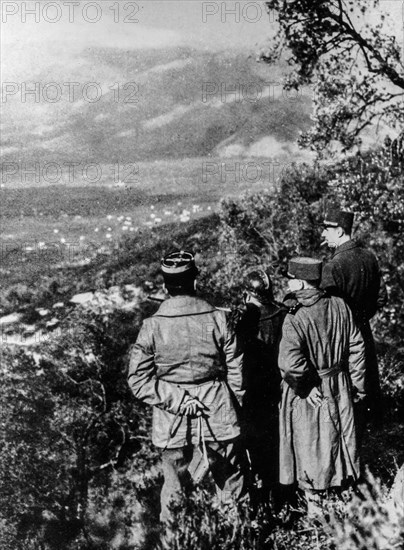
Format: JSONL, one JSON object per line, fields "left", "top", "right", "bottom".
{"left": 262, "top": 0, "right": 404, "bottom": 153}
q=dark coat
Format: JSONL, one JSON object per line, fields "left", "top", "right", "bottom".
{"left": 278, "top": 289, "right": 366, "bottom": 490}
{"left": 320, "top": 240, "right": 386, "bottom": 322}
{"left": 236, "top": 301, "right": 286, "bottom": 488}
{"left": 237, "top": 301, "right": 286, "bottom": 423}
{"left": 128, "top": 295, "right": 244, "bottom": 448}
{"left": 321, "top": 239, "right": 387, "bottom": 414}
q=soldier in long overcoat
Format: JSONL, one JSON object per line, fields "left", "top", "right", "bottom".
{"left": 128, "top": 251, "right": 248, "bottom": 523}
{"left": 320, "top": 208, "right": 387, "bottom": 433}
{"left": 278, "top": 258, "right": 366, "bottom": 515}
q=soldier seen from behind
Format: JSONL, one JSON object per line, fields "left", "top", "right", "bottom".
{"left": 235, "top": 269, "right": 287, "bottom": 513}
{"left": 320, "top": 208, "right": 387, "bottom": 438}
{"left": 278, "top": 257, "right": 366, "bottom": 517}
{"left": 127, "top": 251, "right": 248, "bottom": 525}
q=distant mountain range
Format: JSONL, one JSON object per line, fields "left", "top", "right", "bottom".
{"left": 1, "top": 47, "right": 314, "bottom": 165}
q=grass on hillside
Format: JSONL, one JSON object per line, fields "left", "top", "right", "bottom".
{"left": 0, "top": 155, "right": 284, "bottom": 245}
{"left": 1, "top": 153, "right": 292, "bottom": 316}
{"left": 0, "top": 213, "right": 222, "bottom": 317}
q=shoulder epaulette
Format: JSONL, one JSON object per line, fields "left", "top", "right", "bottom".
{"left": 288, "top": 302, "right": 302, "bottom": 315}
{"left": 282, "top": 293, "right": 302, "bottom": 315}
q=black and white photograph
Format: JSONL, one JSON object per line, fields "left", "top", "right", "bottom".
{"left": 1, "top": 1, "right": 403, "bottom": 548}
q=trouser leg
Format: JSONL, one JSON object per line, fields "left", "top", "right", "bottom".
{"left": 207, "top": 438, "right": 249, "bottom": 506}
{"left": 160, "top": 447, "right": 192, "bottom": 523}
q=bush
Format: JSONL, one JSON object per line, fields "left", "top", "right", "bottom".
{"left": 0, "top": 349, "right": 76, "bottom": 549}
{"left": 163, "top": 490, "right": 262, "bottom": 550}
{"left": 212, "top": 164, "right": 325, "bottom": 305}
{"left": 325, "top": 472, "right": 404, "bottom": 550}
{"left": 0, "top": 302, "right": 160, "bottom": 550}
{"left": 378, "top": 347, "right": 404, "bottom": 418}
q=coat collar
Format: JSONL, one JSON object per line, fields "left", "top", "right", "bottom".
{"left": 333, "top": 239, "right": 359, "bottom": 257}
{"left": 295, "top": 289, "right": 326, "bottom": 307}
{"left": 155, "top": 295, "right": 216, "bottom": 317}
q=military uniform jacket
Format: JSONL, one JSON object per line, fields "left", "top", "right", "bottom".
{"left": 320, "top": 240, "right": 385, "bottom": 322}
{"left": 128, "top": 295, "right": 244, "bottom": 448}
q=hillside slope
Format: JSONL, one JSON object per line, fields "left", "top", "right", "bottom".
{"left": 1, "top": 47, "right": 313, "bottom": 164}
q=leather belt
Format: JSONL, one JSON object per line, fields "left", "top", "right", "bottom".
{"left": 318, "top": 364, "right": 345, "bottom": 379}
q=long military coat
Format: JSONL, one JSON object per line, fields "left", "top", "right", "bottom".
{"left": 321, "top": 239, "right": 387, "bottom": 410}
{"left": 278, "top": 289, "right": 366, "bottom": 491}
{"left": 128, "top": 295, "right": 244, "bottom": 449}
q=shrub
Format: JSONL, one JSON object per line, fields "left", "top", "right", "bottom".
{"left": 212, "top": 164, "right": 324, "bottom": 305}
{"left": 162, "top": 490, "right": 263, "bottom": 550}
{"left": 0, "top": 302, "right": 160, "bottom": 550}
{"left": 325, "top": 472, "right": 404, "bottom": 550}
{"left": 378, "top": 347, "right": 404, "bottom": 419}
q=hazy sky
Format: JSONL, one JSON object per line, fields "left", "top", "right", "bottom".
{"left": 3, "top": 0, "right": 401, "bottom": 50}
{"left": 1, "top": 1, "right": 273, "bottom": 51}
{"left": 1, "top": 0, "right": 403, "bottom": 79}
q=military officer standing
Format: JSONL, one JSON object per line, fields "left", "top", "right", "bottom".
{"left": 128, "top": 251, "right": 248, "bottom": 523}
{"left": 320, "top": 208, "right": 387, "bottom": 432}
{"left": 278, "top": 257, "right": 366, "bottom": 516}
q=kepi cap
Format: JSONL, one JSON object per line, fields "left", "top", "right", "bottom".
{"left": 288, "top": 257, "right": 322, "bottom": 281}
{"left": 323, "top": 208, "right": 354, "bottom": 234}
{"left": 161, "top": 250, "right": 198, "bottom": 284}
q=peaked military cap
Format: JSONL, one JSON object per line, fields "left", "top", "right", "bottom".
{"left": 161, "top": 250, "right": 198, "bottom": 283}
{"left": 287, "top": 257, "right": 322, "bottom": 281}
{"left": 323, "top": 208, "right": 354, "bottom": 234}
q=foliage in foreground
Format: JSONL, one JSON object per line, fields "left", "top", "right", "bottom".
{"left": 160, "top": 476, "right": 404, "bottom": 550}
{"left": 163, "top": 490, "right": 261, "bottom": 550}
{"left": 325, "top": 472, "right": 404, "bottom": 550}
{"left": 0, "top": 304, "right": 158, "bottom": 550}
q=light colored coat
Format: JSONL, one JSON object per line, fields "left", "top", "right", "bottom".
{"left": 278, "top": 289, "right": 366, "bottom": 490}
{"left": 128, "top": 295, "right": 244, "bottom": 448}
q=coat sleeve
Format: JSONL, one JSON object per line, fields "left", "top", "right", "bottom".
{"left": 127, "top": 319, "right": 188, "bottom": 414}
{"left": 346, "top": 308, "right": 366, "bottom": 394}
{"left": 223, "top": 315, "right": 245, "bottom": 407}
{"left": 278, "top": 315, "right": 319, "bottom": 398}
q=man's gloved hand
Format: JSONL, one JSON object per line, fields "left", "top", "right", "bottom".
{"left": 180, "top": 396, "right": 208, "bottom": 417}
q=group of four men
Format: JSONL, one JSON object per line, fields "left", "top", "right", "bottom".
{"left": 127, "top": 208, "right": 386, "bottom": 522}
